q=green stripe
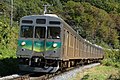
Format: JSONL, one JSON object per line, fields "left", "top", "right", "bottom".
{"left": 18, "top": 40, "right": 61, "bottom": 52}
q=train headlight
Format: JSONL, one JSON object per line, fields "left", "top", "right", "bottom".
{"left": 53, "top": 43, "right": 57, "bottom": 48}
{"left": 21, "top": 42, "right": 26, "bottom": 46}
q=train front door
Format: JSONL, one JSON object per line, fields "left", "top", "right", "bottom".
{"left": 33, "top": 26, "right": 46, "bottom": 56}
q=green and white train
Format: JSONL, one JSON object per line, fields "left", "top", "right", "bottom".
{"left": 16, "top": 14, "right": 104, "bottom": 73}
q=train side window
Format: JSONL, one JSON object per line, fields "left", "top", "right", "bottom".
{"left": 84, "top": 43, "right": 86, "bottom": 52}
{"left": 92, "top": 47, "right": 94, "bottom": 54}
{"left": 35, "top": 26, "right": 45, "bottom": 38}
{"left": 63, "top": 29, "right": 66, "bottom": 44}
{"left": 86, "top": 44, "right": 87, "bottom": 52}
{"left": 68, "top": 33, "right": 71, "bottom": 46}
{"left": 89, "top": 46, "right": 91, "bottom": 53}
{"left": 82, "top": 42, "right": 84, "bottom": 52}
{"left": 93, "top": 47, "right": 94, "bottom": 54}
{"left": 47, "top": 27, "right": 60, "bottom": 39}
{"left": 87, "top": 44, "right": 89, "bottom": 52}
{"left": 97, "top": 48, "right": 99, "bottom": 54}
{"left": 79, "top": 39, "right": 82, "bottom": 51}
{"left": 70, "top": 34, "right": 73, "bottom": 47}
{"left": 96, "top": 48, "right": 98, "bottom": 53}
{"left": 67, "top": 31, "right": 69, "bottom": 45}
{"left": 74, "top": 37, "right": 77, "bottom": 49}
{"left": 90, "top": 46, "right": 92, "bottom": 53}
{"left": 77, "top": 39, "right": 79, "bottom": 49}
{"left": 94, "top": 48, "right": 95, "bottom": 53}
{"left": 86, "top": 44, "right": 88, "bottom": 52}
{"left": 99, "top": 49, "right": 101, "bottom": 54}
{"left": 95, "top": 48, "right": 96, "bottom": 54}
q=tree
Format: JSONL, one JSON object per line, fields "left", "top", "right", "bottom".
{"left": 61, "top": 1, "right": 119, "bottom": 48}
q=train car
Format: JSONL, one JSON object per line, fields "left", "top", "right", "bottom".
{"left": 16, "top": 14, "right": 104, "bottom": 73}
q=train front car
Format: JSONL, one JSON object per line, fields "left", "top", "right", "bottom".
{"left": 16, "top": 14, "right": 62, "bottom": 73}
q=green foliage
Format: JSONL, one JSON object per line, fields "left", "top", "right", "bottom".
{"left": 13, "top": 0, "right": 44, "bottom": 21}
{"left": 61, "top": 1, "right": 119, "bottom": 48}
{"left": 72, "top": 65, "right": 120, "bottom": 80}
{"left": 102, "top": 49, "right": 120, "bottom": 68}
{"left": 0, "top": 19, "right": 18, "bottom": 59}
{"left": 0, "top": 1, "right": 11, "bottom": 17}
{"left": 0, "top": 18, "right": 19, "bottom": 76}
{"left": 85, "top": 0, "right": 120, "bottom": 13}
{"left": 1, "top": 0, "right": 119, "bottom": 48}
{"left": 104, "top": 49, "right": 120, "bottom": 62}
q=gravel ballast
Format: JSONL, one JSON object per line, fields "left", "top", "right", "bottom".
{"left": 49, "top": 63, "right": 100, "bottom": 80}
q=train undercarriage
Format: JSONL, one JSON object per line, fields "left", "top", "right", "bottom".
{"left": 18, "top": 57, "right": 103, "bottom": 73}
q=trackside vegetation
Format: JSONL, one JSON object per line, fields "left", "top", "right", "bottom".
{"left": 102, "top": 49, "right": 120, "bottom": 68}
{"left": 0, "top": 18, "right": 19, "bottom": 76}
{"left": 0, "top": 0, "right": 120, "bottom": 77}
{"left": 71, "top": 65, "right": 120, "bottom": 80}
{"left": 71, "top": 50, "right": 120, "bottom": 80}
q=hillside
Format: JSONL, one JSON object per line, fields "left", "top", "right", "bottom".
{"left": 0, "top": 0, "right": 119, "bottom": 49}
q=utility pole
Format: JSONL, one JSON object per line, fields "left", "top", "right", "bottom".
{"left": 10, "top": 0, "right": 13, "bottom": 27}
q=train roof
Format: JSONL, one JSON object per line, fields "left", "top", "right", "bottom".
{"left": 21, "top": 14, "right": 59, "bottom": 19}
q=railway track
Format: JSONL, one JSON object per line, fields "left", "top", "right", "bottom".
{"left": 0, "top": 63, "right": 100, "bottom": 80}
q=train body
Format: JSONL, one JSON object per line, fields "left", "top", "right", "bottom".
{"left": 16, "top": 14, "right": 104, "bottom": 73}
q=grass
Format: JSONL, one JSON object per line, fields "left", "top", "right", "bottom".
{"left": 71, "top": 65, "right": 120, "bottom": 80}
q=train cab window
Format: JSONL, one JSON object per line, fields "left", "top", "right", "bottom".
{"left": 47, "top": 27, "right": 60, "bottom": 39}
{"left": 35, "top": 26, "right": 45, "bottom": 38}
{"left": 20, "top": 26, "right": 33, "bottom": 38}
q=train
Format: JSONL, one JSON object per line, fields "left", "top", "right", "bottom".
{"left": 16, "top": 13, "right": 104, "bottom": 73}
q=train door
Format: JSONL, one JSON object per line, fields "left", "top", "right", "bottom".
{"left": 34, "top": 26, "right": 46, "bottom": 55}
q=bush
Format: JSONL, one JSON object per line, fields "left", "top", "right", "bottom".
{"left": 0, "top": 19, "right": 18, "bottom": 60}
{"left": 0, "top": 18, "right": 19, "bottom": 76}
{"left": 102, "top": 49, "right": 120, "bottom": 68}
{"left": 102, "top": 59, "right": 113, "bottom": 66}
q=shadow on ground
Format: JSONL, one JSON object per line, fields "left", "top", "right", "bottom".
{"left": 0, "top": 57, "right": 19, "bottom": 77}
{"left": 81, "top": 74, "right": 89, "bottom": 80}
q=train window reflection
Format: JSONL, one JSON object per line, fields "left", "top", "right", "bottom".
{"left": 35, "top": 26, "right": 45, "bottom": 38}
{"left": 47, "top": 27, "right": 60, "bottom": 39}
{"left": 21, "top": 26, "right": 33, "bottom": 38}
